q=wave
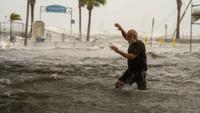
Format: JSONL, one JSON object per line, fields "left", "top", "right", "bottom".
{"left": 0, "top": 91, "right": 49, "bottom": 113}
{"left": 147, "top": 52, "right": 166, "bottom": 59}
{"left": 0, "top": 90, "right": 50, "bottom": 100}
{"left": 148, "top": 63, "right": 178, "bottom": 68}
{"left": 9, "top": 74, "right": 65, "bottom": 88}
{"left": 0, "top": 78, "right": 12, "bottom": 85}
{"left": 191, "top": 52, "right": 200, "bottom": 59}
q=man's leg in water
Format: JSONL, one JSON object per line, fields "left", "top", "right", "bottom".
{"left": 115, "top": 80, "right": 125, "bottom": 88}
{"left": 115, "top": 69, "right": 132, "bottom": 88}
{"left": 136, "top": 71, "right": 147, "bottom": 90}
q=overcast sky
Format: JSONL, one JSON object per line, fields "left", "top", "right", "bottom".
{"left": 0, "top": 0, "right": 200, "bottom": 36}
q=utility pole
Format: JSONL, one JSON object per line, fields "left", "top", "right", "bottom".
{"left": 176, "top": 0, "right": 182, "bottom": 39}
{"left": 190, "top": 0, "right": 193, "bottom": 53}
{"left": 165, "top": 24, "right": 168, "bottom": 39}
{"left": 78, "top": 0, "right": 82, "bottom": 40}
{"left": 150, "top": 18, "right": 155, "bottom": 47}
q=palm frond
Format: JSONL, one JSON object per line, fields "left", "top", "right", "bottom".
{"left": 79, "top": 0, "right": 85, "bottom": 7}
{"left": 96, "top": 0, "right": 106, "bottom": 5}
{"left": 84, "top": 0, "right": 106, "bottom": 8}
{"left": 10, "top": 13, "right": 21, "bottom": 21}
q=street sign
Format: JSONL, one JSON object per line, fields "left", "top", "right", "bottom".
{"left": 46, "top": 5, "right": 67, "bottom": 13}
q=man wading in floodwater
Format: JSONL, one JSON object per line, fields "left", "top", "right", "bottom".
{"left": 110, "top": 23, "right": 147, "bottom": 90}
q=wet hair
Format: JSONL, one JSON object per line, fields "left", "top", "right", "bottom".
{"left": 127, "top": 29, "right": 138, "bottom": 40}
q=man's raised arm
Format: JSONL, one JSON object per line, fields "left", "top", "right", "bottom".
{"left": 114, "top": 23, "right": 127, "bottom": 40}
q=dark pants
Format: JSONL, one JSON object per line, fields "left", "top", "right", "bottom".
{"left": 119, "top": 69, "right": 147, "bottom": 90}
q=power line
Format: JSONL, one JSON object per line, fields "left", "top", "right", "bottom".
{"left": 154, "top": 8, "right": 176, "bottom": 31}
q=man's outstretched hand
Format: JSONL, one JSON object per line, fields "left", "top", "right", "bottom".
{"left": 114, "top": 23, "right": 122, "bottom": 30}
{"left": 110, "top": 45, "right": 120, "bottom": 53}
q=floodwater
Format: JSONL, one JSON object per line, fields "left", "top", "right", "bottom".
{"left": 0, "top": 36, "right": 200, "bottom": 113}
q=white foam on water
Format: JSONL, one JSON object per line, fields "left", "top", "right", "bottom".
{"left": 0, "top": 78, "right": 12, "bottom": 85}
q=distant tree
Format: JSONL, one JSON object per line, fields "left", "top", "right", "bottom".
{"left": 84, "top": 0, "right": 106, "bottom": 41}
{"left": 10, "top": 13, "right": 21, "bottom": 42}
{"left": 176, "top": 0, "right": 182, "bottom": 39}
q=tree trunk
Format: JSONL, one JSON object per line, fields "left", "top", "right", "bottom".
{"left": 10, "top": 21, "right": 12, "bottom": 42}
{"left": 87, "top": 9, "right": 92, "bottom": 41}
{"left": 24, "top": 0, "right": 30, "bottom": 46}
{"left": 176, "top": 8, "right": 181, "bottom": 39}
{"left": 78, "top": 1, "right": 82, "bottom": 40}
{"left": 176, "top": 0, "right": 182, "bottom": 39}
{"left": 30, "top": 3, "right": 35, "bottom": 34}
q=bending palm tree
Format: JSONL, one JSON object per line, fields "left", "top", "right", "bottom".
{"left": 84, "top": 0, "right": 106, "bottom": 41}
{"left": 10, "top": 13, "right": 21, "bottom": 42}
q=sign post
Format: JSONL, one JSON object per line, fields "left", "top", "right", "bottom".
{"left": 39, "top": 5, "right": 74, "bottom": 34}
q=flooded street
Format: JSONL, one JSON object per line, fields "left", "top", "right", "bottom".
{"left": 0, "top": 40, "right": 200, "bottom": 113}
{"left": 1, "top": 0, "right": 200, "bottom": 112}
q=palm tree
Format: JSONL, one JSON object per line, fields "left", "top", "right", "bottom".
{"left": 78, "top": 0, "right": 85, "bottom": 40}
{"left": 10, "top": 13, "right": 21, "bottom": 42}
{"left": 84, "top": 0, "right": 106, "bottom": 41}
{"left": 30, "top": 0, "right": 36, "bottom": 34}
{"left": 176, "top": 0, "right": 182, "bottom": 39}
{"left": 24, "top": 0, "right": 30, "bottom": 46}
